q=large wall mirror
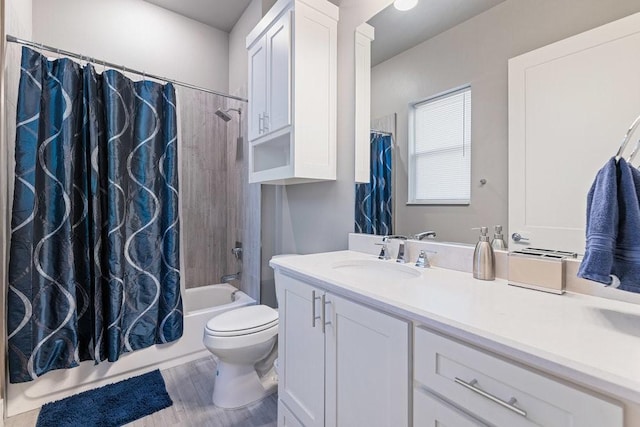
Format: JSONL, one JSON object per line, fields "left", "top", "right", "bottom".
{"left": 356, "top": 0, "right": 640, "bottom": 251}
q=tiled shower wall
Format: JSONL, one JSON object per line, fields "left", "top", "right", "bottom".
{"left": 179, "top": 88, "right": 230, "bottom": 288}
{"left": 178, "top": 88, "right": 259, "bottom": 300}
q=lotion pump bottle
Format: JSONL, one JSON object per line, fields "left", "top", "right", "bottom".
{"left": 491, "top": 225, "right": 507, "bottom": 250}
{"left": 473, "top": 227, "right": 495, "bottom": 280}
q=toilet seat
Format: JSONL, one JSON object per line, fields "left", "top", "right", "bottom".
{"left": 205, "top": 305, "right": 278, "bottom": 337}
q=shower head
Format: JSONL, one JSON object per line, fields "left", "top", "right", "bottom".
{"left": 215, "top": 107, "right": 241, "bottom": 122}
{"left": 215, "top": 108, "right": 232, "bottom": 122}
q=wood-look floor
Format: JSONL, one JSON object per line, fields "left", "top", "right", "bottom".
{"left": 4, "top": 356, "right": 277, "bottom": 427}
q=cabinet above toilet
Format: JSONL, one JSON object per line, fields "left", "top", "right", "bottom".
{"left": 246, "top": 0, "right": 339, "bottom": 185}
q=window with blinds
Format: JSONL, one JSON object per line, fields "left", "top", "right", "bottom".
{"left": 408, "top": 86, "right": 471, "bottom": 205}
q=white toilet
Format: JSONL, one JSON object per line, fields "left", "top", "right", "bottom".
{"left": 203, "top": 304, "right": 279, "bottom": 408}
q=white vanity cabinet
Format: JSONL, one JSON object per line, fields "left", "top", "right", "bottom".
{"left": 246, "top": 0, "right": 338, "bottom": 185}
{"left": 276, "top": 272, "right": 409, "bottom": 427}
{"left": 413, "top": 327, "right": 624, "bottom": 427}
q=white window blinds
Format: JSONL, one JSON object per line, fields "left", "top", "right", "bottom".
{"left": 409, "top": 86, "right": 471, "bottom": 204}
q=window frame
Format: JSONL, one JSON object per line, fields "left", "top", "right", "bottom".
{"left": 407, "top": 85, "right": 472, "bottom": 205}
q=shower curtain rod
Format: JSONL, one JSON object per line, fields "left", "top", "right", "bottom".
{"left": 5, "top": 34, "right": 248, "bottom": 102}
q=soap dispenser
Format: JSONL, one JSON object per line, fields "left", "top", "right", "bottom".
{"left": 491, "top": 225, "right": 507, "bottom": 250}
{"left": 473, "top": 227, "right": 495, "bottom": 280}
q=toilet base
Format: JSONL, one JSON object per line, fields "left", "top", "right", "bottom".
{"left": 212, "top": 361, "right": 278, "bottom": 409}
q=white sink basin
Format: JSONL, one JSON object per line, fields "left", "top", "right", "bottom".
{"left": 331, "top": 259, "right": 421, "bottom": 282}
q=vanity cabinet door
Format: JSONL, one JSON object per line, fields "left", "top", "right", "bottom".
{"left": 324, "top": 294, "right": 409, "bottom": 427}
{"left": 278, "top": 399, "right": 304, "bottom": 427}
{"left": 277, "top": 273, "right": 325, "bottom": 427}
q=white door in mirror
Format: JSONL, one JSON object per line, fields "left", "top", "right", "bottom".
{"left": 509, "top": 12, "right": 640, "bottom": 253}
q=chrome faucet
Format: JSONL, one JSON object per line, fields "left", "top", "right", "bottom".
{"left": 385, "top": 235, "right": 408, "bottom": 241}
{"left": 396, "top": 241, "right": 407, "bottom": 263}
{"left": 376, "top": 235, "right": 407, "bottom": 261}
{"left": 381, "top": 235, "right": 408, "bottom": 263}
{"left": 413, "top": 231, "right": 437, "bottom": 240}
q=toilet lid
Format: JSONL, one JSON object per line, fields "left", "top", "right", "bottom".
{"left": 206, "top": 305, "right": 278, "bottom": 336}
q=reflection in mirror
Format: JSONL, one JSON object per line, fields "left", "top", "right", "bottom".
{"left": 358, "top": 0, "right": 640, "bottom": 248}
{"left": 355, "top": 118, "right": 395, "bottom": 236}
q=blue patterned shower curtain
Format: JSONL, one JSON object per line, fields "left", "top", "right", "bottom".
{"left": 8, "top": 47, "right": 182, "bottom": 383}
{"left": 355, "top": 132, "right": 393, "bottom": 235}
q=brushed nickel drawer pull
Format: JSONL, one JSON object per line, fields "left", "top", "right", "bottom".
{"left": 454, "top": 377, "right": 527, "bottom": 417}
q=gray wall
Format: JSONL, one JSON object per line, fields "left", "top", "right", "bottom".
{"left": 32, "top": 0, "right": 230, "bottom": 93}
{"left": 371, "top": 0, "right": 640, "bottom": 244}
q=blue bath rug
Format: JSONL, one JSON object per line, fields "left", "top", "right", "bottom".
{"left": 36, "top": 369, "right": 173, "bottom": 427}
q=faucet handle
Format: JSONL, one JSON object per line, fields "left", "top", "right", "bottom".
{"left": 396, "top": 241, "right": 407, "bottom": 264}
{"left": 375, "top": 242, "right": 390, "bottom": 260}
{"left": 415, "top": 249, "right": 437, "bottom": 268}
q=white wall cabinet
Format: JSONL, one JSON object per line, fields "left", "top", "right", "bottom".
{"left": 246, "top": 0, "right": 338, "bottom": 185}
{"left": 275, "top": 272, "right": 409, "bottom": 427}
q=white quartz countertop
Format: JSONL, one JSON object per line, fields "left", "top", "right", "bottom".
{"left": 270, "top": 250, "right": 640, "bottom": 404}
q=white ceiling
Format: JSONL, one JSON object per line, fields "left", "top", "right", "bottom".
{"left": 369, "top": 0, "right": 506, "bottom": 66}
{"left": 144, "top": 0, "right": 253, "bottom": 32}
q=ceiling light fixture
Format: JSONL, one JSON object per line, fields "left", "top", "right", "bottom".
{"left": 394, "top": 0, "right": 418, "bottom": 11}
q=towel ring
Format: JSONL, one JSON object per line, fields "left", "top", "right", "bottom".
{"left": 615, "top": 113, "right": 640, "bottom": 160}
{"left": 626, "top": 137, "right": 640, "bottom": 164}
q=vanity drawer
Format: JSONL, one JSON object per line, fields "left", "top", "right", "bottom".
{"left": 414, "top": 386, "right": 487, "bottom": 426}
{"left": 414, "top": 327, "right": 623, "bottom": 427}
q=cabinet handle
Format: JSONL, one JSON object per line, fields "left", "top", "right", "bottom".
{"left": 323, "top": 297, "right": 332, "bottom": 333}
{"left": 454, "top": 377, "right": 527, "bottom": 418}
{"left": 258, "top": 113, "right": 264, "bottom": 134}
{"left": 320, "top": 294, "right": 326, "bottom": 333}
{"left": 312, "top": 290, "right": 321, "bottom": 328}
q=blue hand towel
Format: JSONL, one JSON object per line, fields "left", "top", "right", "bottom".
{"left": 578, "top": 158, "right": 619, "bottom": 285}
{"left": 578, "top": 157, "right": 640, "bottom": 293}
{"left": 616, "top": 164, "right": 640, "bottom": 293}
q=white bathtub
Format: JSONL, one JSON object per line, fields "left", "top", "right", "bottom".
{"left": 7, "top": 284, "right": 256, "bottom": 416}
{"left": 185, "top": 283, "right": 255, "bottom": 314}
